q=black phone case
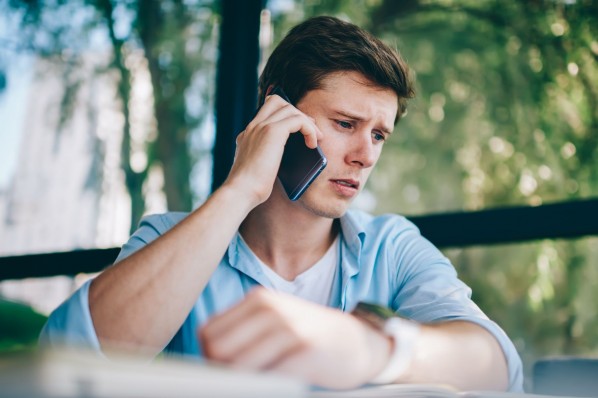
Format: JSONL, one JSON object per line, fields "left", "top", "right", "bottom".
{"left": 269, "top": 87, "right": 327, "bottom": 201}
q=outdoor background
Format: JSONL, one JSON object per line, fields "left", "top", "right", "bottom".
{"left": 1, "top": 0, "right": 597, "bottom": 390}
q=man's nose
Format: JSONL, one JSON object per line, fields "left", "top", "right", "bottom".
{"left": 346, "top": 132, "right": 376, "bottom": 168}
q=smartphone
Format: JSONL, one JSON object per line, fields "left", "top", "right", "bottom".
{"left": 268, "top": 86, "right": 327, "bottom": 201}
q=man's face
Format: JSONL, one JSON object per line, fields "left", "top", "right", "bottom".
{"left": 293, "top": 71, "right": 398, "bottom": 218}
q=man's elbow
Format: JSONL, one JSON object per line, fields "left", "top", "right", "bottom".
{"left": 464, "top": 322, "right": 510, "bottom": 391}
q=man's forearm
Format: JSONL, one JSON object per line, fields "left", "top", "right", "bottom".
{"left": 400, "top": 321, "right": 509, "bottom": 391}
{"left": 89, "top": 92, "right": 322, "bottom": 356}
{"left": 89, "top": 184, "right": 255, "bottom": 355}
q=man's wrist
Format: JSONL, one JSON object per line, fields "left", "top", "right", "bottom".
{"left": 351, "top": 302, "right": 421, "bottom": 384}
{"left": 216, "top": 180, "right": 262, "bottom": 213}
{"left": 369, "top": 317, "right": 420, "bottom": 384}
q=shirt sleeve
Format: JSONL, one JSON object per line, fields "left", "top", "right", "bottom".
{"left": 38, "top": 279, "right": 101, "bottom": 351}
{"left": 389, "top": 219, "right": 524, "bottom": 392}
{"left": 38, "top": 214, "right": 169, "bottom": 351}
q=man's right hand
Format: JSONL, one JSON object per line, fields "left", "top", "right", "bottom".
{"left": 223, "top": 94, "right": 322, "bottom": 207}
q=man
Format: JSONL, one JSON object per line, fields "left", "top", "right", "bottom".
{"left": 41, "top": 16, "right": 523, "bottom": 391}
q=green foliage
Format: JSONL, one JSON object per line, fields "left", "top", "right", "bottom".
{"left": 0, "top": 299, "right": 47, "bottom": 353}
{"left": 276, "top": 0, "right": 598, "bottom": 387}
{"left": 2, "top": 0, "right": 596, "bottom": 386}
{"left": 1, "top": 0, "right": 219, "bottom": 231}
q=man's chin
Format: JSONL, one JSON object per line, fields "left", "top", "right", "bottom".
{"left": 297, "top": 195, "right": 350, "bottom": 219}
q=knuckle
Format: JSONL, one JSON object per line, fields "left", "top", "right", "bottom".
{"left": 259, "top": 123, "right": 273, "bottom": 134}
{"left": 200, "top": 330, "right": 231, "bottom": 360}
{"left": 208, "top": 341, "right": 228, "bottom": 359}
{"left": 289, "top": 329, "right": 311, "bottom": 351}
{"left": 200, "top": 334, "right": 216, "bottom": 357}
{"left": 235, "top": 131, "right": 245, "bottom": 143}
{"left": 271, "top": 95, "right": 287, "bottom": 106}
{"left": 198, "top": 325, "right": 211, "bottom": 341}
{"left": 248, "top": 287, "right": 270, "bottom": 302}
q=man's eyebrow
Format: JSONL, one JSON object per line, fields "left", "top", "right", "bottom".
{"left": 333, "top": 110, "right": 393, "bottom": 135}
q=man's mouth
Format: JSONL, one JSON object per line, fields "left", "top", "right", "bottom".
{"left": 331, "top": 179, "right": 360, "bottom": 189}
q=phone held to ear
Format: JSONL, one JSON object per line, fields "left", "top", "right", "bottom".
{"left": 268, "top": 86, "right": 328, "bottom": 201}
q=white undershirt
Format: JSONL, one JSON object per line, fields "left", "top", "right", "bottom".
{"left": 240, "top": 235, "right": 339, "bottom": 306}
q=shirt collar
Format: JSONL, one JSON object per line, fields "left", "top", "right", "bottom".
{"left": 226, "top": 233, "right": 272, "bottom": 287}
{"left": 225, "top": 209, "right": 367, "bottom": 283}
{"left": 338, "top": 209, "right": 366, "bottom": 280}
{"left": 339, "top": 210, "right": 366, "bottom": 252}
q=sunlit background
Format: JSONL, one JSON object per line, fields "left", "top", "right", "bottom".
{"left": 0, "top": 0, "right": 597, "bottom": 390}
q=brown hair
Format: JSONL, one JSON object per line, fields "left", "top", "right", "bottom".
{"left": 258, "top": 16, "right": 415, "bottom": 122}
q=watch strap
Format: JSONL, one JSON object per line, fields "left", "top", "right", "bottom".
{"left": 351, "top": 302, "right": 420, "bottom": 384}
{"left": 369, "top": 316, "right": 420, "bottom": 384}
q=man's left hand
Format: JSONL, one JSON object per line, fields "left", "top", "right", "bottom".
{"left": 198, "top": 287, "right": 391, "bottom": 389}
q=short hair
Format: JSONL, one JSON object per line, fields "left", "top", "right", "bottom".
{"left": 258, "top": 16, "right": 415, "bottom": 122}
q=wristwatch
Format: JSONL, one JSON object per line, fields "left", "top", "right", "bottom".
{"left": 351, "top": 302, "right": 421, "bottom": 384}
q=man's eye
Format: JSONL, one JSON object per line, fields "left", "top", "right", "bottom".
{"left": 337, "top": 120, "right": 353, "bottom": 129}
{"left": 373, "top": 132, "right": 386, "bottom": 142}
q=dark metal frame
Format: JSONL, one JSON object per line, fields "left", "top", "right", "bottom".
{"left": 1, "top": 198, "right": 596, "bottom": 282}
{"left": 410, "top": 198, "right": 598, "bottom": 247}
{"left": 1, "top": 0, "right": 597, "bottom": 282}
{"left": 211, "top": 0, "right": 265, "bottom": 191}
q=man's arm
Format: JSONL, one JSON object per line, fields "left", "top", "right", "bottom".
{"left": 88, "top": 95, "right": 322, "bottom": 355}
{"left": 402, "top": 320, "right": 509, "bottom": 390}
{"left": 199, "top": 288, "right": 509, "bottom": 391}
{"left": 89, "top": 185, "right": 254, "bottom": 354}
{"left": 199, "top": 288, "right": 393, "bottom": 390}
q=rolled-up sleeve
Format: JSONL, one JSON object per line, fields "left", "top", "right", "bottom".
{"left": 39, "top": 214, "right": 178, "bottom": 351}
{"left": 390, "top": 220, "right": 524, "bottom": 392}
{"left": 39, "top": 280, "right": 100, "bottom": 350}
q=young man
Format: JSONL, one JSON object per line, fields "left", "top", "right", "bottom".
{"left": 41, "top": 16, "right": 523, "bottom": 391}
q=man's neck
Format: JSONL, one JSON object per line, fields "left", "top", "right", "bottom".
{"left": 239, "top": 191, "right": 339, "bottom": 281}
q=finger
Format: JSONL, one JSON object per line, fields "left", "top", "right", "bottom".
{"left": 199, "top": 289, "right": 278, "bottom": 353}
{"left": 274, "top": 104, "right": 322, "bottom": 148}
{"left": 235, "top": 130, "right": 245, "bottom": 145}
{"left": 199, "top": 292, "right": 262, "bottom": 344}
{"left": 268, "top": 349, "right": 314, "bottom": 380}
{"left": 202, "top": 309, "right": 278, "bottom": 361}
{"left": 257, "top": 113, "right": 321, "bottom": 149}
{"left": 301, "top": 127, "right": 320, "bottom": 149}
{"left": 254, "top": 101, "right": 302, "bottom": 130}
{"left": 251, "top": 97, "right": 321, "bottom": 149}
{"left": 306, "top": 116, "right": 323, "bottom": 139}
{"left": 270, "top": 344, "right": 351, "bottom": 389}
{"left": 249, "top": 94, "right": 293, "bottom": 128}
{"left": 231, "top": 326, "right": 303, "bottom": 370}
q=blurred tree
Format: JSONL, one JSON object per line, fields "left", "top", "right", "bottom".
{"left": 290, "top": 0, "right": 598, "bottom": 213}
{"left": 0, "top": 298, "right": 47, "bottom": 352}
{"left": 1, "top": 0, "right": 596, "bottom": 383}
{"left": 1, "top": 0, "right": 218, "bottom": 232}
{"left": 270, "top": 0, "right": 598, "bottom": 387}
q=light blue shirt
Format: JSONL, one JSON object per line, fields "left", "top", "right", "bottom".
{"left": 40, "top": 209, "right": 523, "bottom": 391}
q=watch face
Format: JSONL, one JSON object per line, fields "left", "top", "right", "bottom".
{"left": 351, "top": 302, "right": 398, "bottom": 330}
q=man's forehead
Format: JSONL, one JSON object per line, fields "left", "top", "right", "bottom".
{"left": 318, "top": 71, "right": 386, "bottom": 90}
{"left": 315, "top": 72, "right": 398, "bottom": 125}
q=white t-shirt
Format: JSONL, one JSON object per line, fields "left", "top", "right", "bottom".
{"left": 239, "top": 235, "right": 339, "bottom": 306}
